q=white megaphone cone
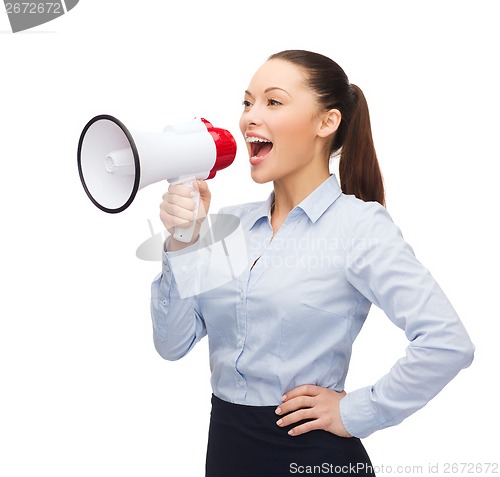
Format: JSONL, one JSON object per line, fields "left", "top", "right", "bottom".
{"left": 77, "top": 114, "right": 236, "bottom": 242}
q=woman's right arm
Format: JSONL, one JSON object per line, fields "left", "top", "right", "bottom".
{"left": 150, "top": 181, "right": 211, "bottom": 360}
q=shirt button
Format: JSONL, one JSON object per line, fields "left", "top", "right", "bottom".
{"left": 237, "top": 339, "right": 244, "bottom": 347}
{"left": 240, "top": 292, "right": 244, "bottom": 299}
{"left": 237, "top": 380, "right": 244, "bottom": 387}
{"left": 181, "top": 265, "right": 188, "bottom": 273}
{"left": 162, "top": 299, "right": 167, "bottom": 306}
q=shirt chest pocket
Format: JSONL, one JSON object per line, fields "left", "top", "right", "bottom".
{"left": 279, "top": 303, "right": 351, "bottom": 353}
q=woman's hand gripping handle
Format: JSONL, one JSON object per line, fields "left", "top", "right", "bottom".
{"left": 159, "top": 179, "right": 211, "bottom": 251}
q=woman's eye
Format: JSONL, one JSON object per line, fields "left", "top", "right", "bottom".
{"left": 242, "top": 100, "right": 252, "bottom": 108}
{"left": 268, "top": 98, "right": 282, "bottom": 106}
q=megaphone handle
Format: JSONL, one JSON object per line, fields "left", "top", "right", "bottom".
{"left": 173, "top": 180, "right": 200, "bottom": 243}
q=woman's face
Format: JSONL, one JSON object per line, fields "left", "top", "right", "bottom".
{"left": 239, "top": 59, "right": 329, "bottom": 184}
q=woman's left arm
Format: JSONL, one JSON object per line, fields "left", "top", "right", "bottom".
{"left": 339, "top": 202, "right": 475, "bottom": 438}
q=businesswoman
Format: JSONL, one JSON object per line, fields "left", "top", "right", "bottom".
{"left": 152, "top": 50, "right": 474, "bottom": 476}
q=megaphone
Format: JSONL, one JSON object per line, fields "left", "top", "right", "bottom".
{"left": 77, "top": 114, "right": 237, "bottom": 242}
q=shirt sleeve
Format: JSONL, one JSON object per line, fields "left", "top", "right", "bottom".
{"left": 150, "top": 237, "right": 207, "bottom": 361}
{"left": 339, "top": 202, "right": 475, "bottom": 438}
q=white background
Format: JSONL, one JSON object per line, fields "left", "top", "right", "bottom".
{"left": 1, "top": 1, "right": 499, "bottom": 475}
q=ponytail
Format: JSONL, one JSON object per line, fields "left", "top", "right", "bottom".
{"left": 268, "top": 50, "right": 386, "bottom": 207}
{"left": 338, "top": 84, "right": 385, "bottom": 206}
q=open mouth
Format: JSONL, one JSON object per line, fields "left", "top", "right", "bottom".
{"left": 246, "top": 136, "right": 274, "bottom": 165}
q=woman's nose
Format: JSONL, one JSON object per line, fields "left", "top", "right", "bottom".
{"left": 242, "top": 106, "right": 262, "bottom": 128}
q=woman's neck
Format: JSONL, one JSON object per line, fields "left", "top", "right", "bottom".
{"left": 271, "top": 164, "right": 330, "bottom": 235}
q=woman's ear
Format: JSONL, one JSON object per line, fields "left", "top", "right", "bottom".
{"left": 317, "top": 109, "right": 341, "bottom": 138}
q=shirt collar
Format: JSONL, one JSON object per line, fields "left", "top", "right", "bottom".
{"left": 249, "top": 174, "right": 342, "bottom": 229}
{"left": 296, "top": 174, "right": 342, "bottom": 223}
{"left": 248, "top": 194, "right": 273, "bottom": 230}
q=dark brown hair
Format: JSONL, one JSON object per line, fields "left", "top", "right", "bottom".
{"left": 268, "top": 50, "right": 385, "bottom": 206}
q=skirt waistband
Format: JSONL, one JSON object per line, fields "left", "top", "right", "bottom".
{"left": 211, "top": 393, "right": 278, "bottom": 412}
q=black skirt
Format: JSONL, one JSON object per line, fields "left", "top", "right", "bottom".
{"left": 206, "top": 394, "right": 375, "bottom": 477}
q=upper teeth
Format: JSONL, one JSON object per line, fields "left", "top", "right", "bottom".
{"left": 246, "top": 136, "right": 271, "bottom": 143}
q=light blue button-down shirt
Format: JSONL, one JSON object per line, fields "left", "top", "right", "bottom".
{"left": 150, "top": 174, "right": 474, "bottom": 438}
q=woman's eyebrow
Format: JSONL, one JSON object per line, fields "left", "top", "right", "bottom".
{"left": 264, "top": 87, "right": 291, "bottom": 97}
{"left": 244, "top": 87, "right": 292, "bottom": 98}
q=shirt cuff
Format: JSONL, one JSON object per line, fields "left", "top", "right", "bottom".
{"left": 339, "top": 386, "right": 382, "bottom": 438}
{"left": 162, "top": 239, "right": 204, "bottom": 299}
